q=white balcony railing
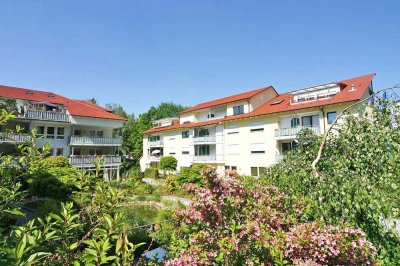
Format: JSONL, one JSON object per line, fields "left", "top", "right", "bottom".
{"left": 149, "top": 140, "right": 163, "bottom": 147}
{"left": 70, "top": 136, "right": 122, "bottom": 146}
{"left": 69, "top": 155, "right": 121, "bottom": 167}
{"left": 274, "top": 126, "right": 321, "bottom": 138}
{"left": 149, "top": 156, "right": 162, "bottom": 161}
{"left": 275, "top": 154, "right": 284, "bottom": 163}
{"left": 192, "top": 155, "right": 217, "bottom": 162}
{"left": 24, "top": 110, "right": 70, "bottom": 122}
{"left": 0, "top": 133, "right": 31, "bottom": 143}
{"left": 192, "top": 135, "right": 216, "bottom": 143}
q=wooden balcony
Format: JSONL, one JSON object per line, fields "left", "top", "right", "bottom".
{"left": 70, "top": 136, "right": 122, "bottom": 146}
{"left": 69, "top": 155, "right": 121, "bottom": 167}
{"left": 0, "top": 133, "right": 31, "bottom": 144}
{"left": 274, "top": 126, "right": 321, "bottom": 139}
{"left": 24, "top": 110, "right": 70, "bottom": 123}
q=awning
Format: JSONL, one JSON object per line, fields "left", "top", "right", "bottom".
{"left": 151, "top": 150, "right": 161, "bottom": 155}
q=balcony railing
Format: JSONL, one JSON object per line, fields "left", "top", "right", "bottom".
{"left": 69, "top": 155, "right": 121, "bottom": 167}
{"left": 0, "top": 133, "right": 31, "bottom": 143}
{"left": 149, "top": 140, "right": 163, "bottom": 147}
{"left": 149, "top": 155, "right": 162, "bottom": 161}
{"left": 275, "top": 154, "right": 284, "bottom": 163}
{"left": 192, "top": 135, "right": 216, "bottom": 143}
{"left": 192, "top": 155, "right": 217, "bottom": 162}
{"left": 70, "top": 136, "right": 122, "bottom": 146}
{"left": 24, "top": 110, "right": 70, "bottom": 122}
{"left": 274, "top": 126, "right": 320, "bottom": 138}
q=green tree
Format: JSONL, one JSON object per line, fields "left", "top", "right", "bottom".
{"left": 86, "top": 97, "right": 97, "bottom": 105}
{"left": 262, "top": 98, "right": 400, "bottom": 264}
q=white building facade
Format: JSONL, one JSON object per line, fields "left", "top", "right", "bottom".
{"left": 0, "top": 86, "right": 125, "bottom": 180}
{"left": 140, "top": 74, "right": 375, "bottom": 176}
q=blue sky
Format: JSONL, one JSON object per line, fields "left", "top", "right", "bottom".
{"left": 0, "top": 1, "right": 399, "bottom": 115}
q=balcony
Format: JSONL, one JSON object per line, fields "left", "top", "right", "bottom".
{"left": 149, "top": 155, "right": 162, "bottom": 161}
{"left": 70, "top": 136, "right": 122, "bottom": 146}
{"left": 275, "top": 154, "right": 284, "bottom": 163}
{"left": 192, "top": 155, "right": 219, "bottom": 163}
{"left": 69, "top": 155, "right": 121, "bottom": 167}
{"left": 192, "top": 135, "right": 216, "bottom": 144}
{"left": 0, "top": 133, "right": 31, "bottom": 144}
{"left": 149, "top": 140, "right": 163, "bottom": 147}
{"left": 274, "top": 126, "right": 321, "bottom": 139}
{"left": 24, "top": 110, "right": 70, "bottom": 123}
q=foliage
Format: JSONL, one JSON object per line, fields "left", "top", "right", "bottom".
{"left": 2, "top": 172, "right": 145, "bottom": 265}
{"left": 144, "top": 168, "right": 159, "bottom": 179}
{"left": 0, "top": 97, "right": 18, "bottom": 114}
{"left": 160, "top": 156, "right": 178, "bottom": 173}
{"left": 262, "top": 98, "right": 400, "bottom": 264}
{"left": 165, "top": 167, "right": 377, "bottom": 265}
{"left": 23, "top": 156, "right": 79, "bottom": 200}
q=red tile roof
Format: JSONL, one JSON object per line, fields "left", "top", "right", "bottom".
{"left": 143, "top": 74, "right": 375, "bottom": 134}
{"left": 0, "top": 85, "right": 126, "bottom": 121}
{"left": 180, "top": 86, "right": 275, "bottom": 114}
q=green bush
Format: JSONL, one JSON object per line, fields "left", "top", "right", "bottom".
{"left": 35, "top": 199, "right": 62, "bottom": 218}
{"left": 144, "top": 168, "right": 159, "bottom": 179}
{"left": 160, "top": 156, "right": 178, "bottom": 172}
{"left": 175, "top": 163, "right": 207, "bottom": 186}
{"left": 164, "top": 174, "right": 178, "bottom": 192}
{"left": 28, "top": 170, "right": 74, "bottom": 200}
{"left": 40, "top": 156, "right": 71, "bottom": 168}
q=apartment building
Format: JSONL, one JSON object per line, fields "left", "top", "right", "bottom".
{"left": 0, "top": 85, "right": 126, "bottom": 180}
{"left": 140, "top": 74, "right": 375, "bottom": 176}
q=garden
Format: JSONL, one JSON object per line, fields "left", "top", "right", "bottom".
{"left": 1, "top": 95, "right": 400, "bottom": 265}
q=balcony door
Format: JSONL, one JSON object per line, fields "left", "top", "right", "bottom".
{"left": 301, "top": 115, "right": 319, "bottom": 128}
{"left": 195, "top": 145, "right": 210, "bottom": 156}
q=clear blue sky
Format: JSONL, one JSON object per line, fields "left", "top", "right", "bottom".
{"left": 0, "top": 1, "right": 399, "bottom": 115}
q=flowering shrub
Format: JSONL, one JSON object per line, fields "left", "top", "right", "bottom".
{"left": 164, "top": 167, "right": 377, "bottom": 265}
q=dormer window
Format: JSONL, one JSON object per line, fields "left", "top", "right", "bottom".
{"left": 233, "top": 105, "right": 244, "bottom": 115}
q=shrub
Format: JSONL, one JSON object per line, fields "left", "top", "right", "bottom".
{"left": 40, "top": 156, "right": 71, "bottom": 168}
{"left": 164, "top": 167, "right": 377, "bottom": 265}
{"left": 160, "top": 156, "right": 178, "bottom": 172}
{"left": 144, "top": 168, "right": 159, "bottom": 179}
{"left": 28, "top": 170, "right": 74, "bottom": 200}
{"left": 175, "top": 163, "right": 207, "bottom": 187}
{"left": 164, "top": 174, "right": 178, "bottom": 192}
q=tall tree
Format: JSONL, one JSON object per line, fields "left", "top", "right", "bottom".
{"left": 86, "top": 97, "right": 97, "bottom": 105}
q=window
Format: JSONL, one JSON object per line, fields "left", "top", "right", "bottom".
{"left": 251, "top": 167, "right": 258, "bottom": 176}
{"left": 207, "top": 114, "right": 215, "bottom": 119}
{"left": 250, "top": 143, "right": 265, "bottom": 154}
{"left": 195, "top": 145, "right": 210, "bottom": 156}
{"left": 46, "top": 127, "right": 55, "bottom": 139}
{"left": 251, "top": 167, "right": 267, "bottom": 177}
{"left": 49, "top": 148, "right": 54, "bottom": 156}
{"left": 89, "top": 130, "right": 96, "bottom": 137}
{"left": 74, "top": 129, "right": 82, "bottom": 136}
{"left": 56, "top": 148, "right": 63, "bottom": 156}
{"left": 182, "top": 151, "right": 189, "bottom": 155}
{"left": 227, "top": 131, "right": 239, "bottom": 135}
{"left": 227, "top": 124, "right": 239, "bottom": 134}
{"left": 96, "top": 131, "right": 103, "bottom": 138}
{"left": 282, "top": 142, "right": 296, "bottom": 153}
{"left": 231, "top": 166, "right": 237, "bottom": 170}
{"left": 89, "top": 149, "right": 96, "bottom": 155}
{"left": 301, "top": 116, "right": 312, "bottom": 127}
{"left": 250, "top": 128, "right": 264, "bottom": 132}
{"left": 225, "top": 165, "right": 230, "bottom": 170}
{"left": 57, "top": 127, "right": 65, "bottom": 139}
{"left": 73, "top": 149, "right": 81, "bottom": 156}
{"left": 291, "top": 118, "right": 300, "bottom": 128}
{"left": 233, "top": 105, "right": 244, "bottom": 115}
{"left": 36, "top": 126, "right": 45, "bottom": 137}
{"left": 301, "top": 115, "right": 319, "bottom": 127}
{"left": 182, "top": 131, "right": 189, "bottom": 138}
{"left": 149, "top": 135, "right": 160, "bottom": 142}
{"left": 198, "top": 128, "right": 209, "bottom": 137}
{"left": 327, "top": 111, "right": 337, "bottom": 124}
{"left": 169, "top": 152, "right": 176, "bottom": 155}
